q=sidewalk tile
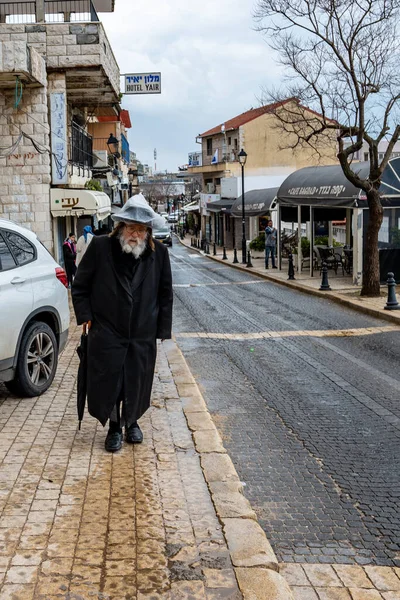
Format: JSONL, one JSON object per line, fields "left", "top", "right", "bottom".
{"left": 303, "top": 564, "right": 343, "bottom": 587}
{"left": 316, "top": 588, "right": 352, "bottom": 599}
{"left": 364, "top": 568, "right": 400, "bottom": 592}
{"left": 350, "top": 590, "right": 384, "bottom": 599}
{"left": 334, "top": 566, "right": 375, "bottom": 589}
{"left": 170, "top": 581, "right": 207, "bottom": 599}
{"left": 4, "top": 565, "right": 37, "bottom": 584}
{"left": 203, "top": 568, "right": 237, "bottom": 588}
{"left": 292, "top": 587, "right": 319, "bottom": 599}
{"left": 0, "top": 584, "right": 36, "bottom": 599}
{"left": 279, "top": 563, "right": 310, "bottom": 586}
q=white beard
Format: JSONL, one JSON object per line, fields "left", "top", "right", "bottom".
{"left": 119, "top": 234, "right": 147, "bottom": 259}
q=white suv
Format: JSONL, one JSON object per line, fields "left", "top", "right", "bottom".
{"left": 0, "top": 218, "right": 70, "bottom": 397}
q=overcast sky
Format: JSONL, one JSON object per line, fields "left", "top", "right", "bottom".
{"left": 101, "top": 0, "right": 282, "bottom": 173}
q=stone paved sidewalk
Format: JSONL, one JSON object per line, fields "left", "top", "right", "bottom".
{"left": 2, "top": 320, "right": 400, "bottom": 599}
{"left": 0, "top": 322, "right": 290, "bottom": 600}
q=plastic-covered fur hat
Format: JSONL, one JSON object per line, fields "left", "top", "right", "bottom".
{"left": 111, "top": 194, "right": 165, "bottom": 229}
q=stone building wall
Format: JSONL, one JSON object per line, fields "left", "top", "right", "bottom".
{"left": 0, "top": 21, "right": 120, "bottom": 253}
{"left": 0, "top": 85, "right": 52, "bottom": 250}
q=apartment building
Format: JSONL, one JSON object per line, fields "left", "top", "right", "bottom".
{"left": 188, "top": 99, "right": 337, "bottom": 247}
{"left": 0, "top": 0, "right": 121, "bottom": 263}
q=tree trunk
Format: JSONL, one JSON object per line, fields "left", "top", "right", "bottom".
{"left": 360, "top": 188, "right": 383, "bottom": 297}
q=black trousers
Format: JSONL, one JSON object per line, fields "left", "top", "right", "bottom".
{"left": 65, "top": 261, "right": 76, "bottom": 286}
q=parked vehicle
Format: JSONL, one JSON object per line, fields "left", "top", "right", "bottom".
{"left": 0, "top": 219, "right": 70, "bottom": 397}
{"left": 167, "top": 213, "right": 178, "bottom": 223}
{"left": 153, "top": 225, "right": 173, "bottom": 247}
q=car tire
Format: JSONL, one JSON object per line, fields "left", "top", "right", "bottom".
{"left": 5, "top": 322, "right": 58, "bottom": 397}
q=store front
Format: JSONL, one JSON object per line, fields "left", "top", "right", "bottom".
{"left": 230, "top": 187, "right": 279, "bottom": 249}
{"left": 50, "top": 188, "right": 112, "bottom": 265}
{"left": 206, "top": 199, "right": 235, "bottom": 247}
{"left": 276, "top": 158, "right": 400, "bottom": 283}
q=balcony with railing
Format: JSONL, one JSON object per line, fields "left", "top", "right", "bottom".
{"left": 0, "top": 0, "right": 99, "bottom": 23}
{"left": 69, "top": 121, "right": 93, "bottom": 179}
{"left": 0, "top": 0, "right": 120, "bottom": 106}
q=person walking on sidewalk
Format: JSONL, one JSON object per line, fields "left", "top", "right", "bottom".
{"left": 63, "top": 233, "right": 77, "bottom": 287}
{"left": 72, "top": 194, "right": 173, "bottom": 453}
{"left": 265, "top": 220, "right": 277, "bottom": 269}
{"left": 76, "top": 225, "right": 94, "bottom": 267}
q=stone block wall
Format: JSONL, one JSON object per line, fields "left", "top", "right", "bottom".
{"left": 0, "top": 20, "right": 120, "bottom": 254}
{"left": 0, "top": 86, "right": 52, "bottom": 250}
{"left": 21, "top": 22, "right": 120, "bottom": 97}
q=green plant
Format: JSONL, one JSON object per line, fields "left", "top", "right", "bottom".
{"left": 186, "top": 213, "right": 194, "bottom": 230}
{"left": 301, "top": 237, "right": 310, "bottom": 257}
{"left": 249, "top": 232, "right": 266, "bottom": 251}
{"left": 85, "top": 179, "right": 103, "bottom": 192}
{"left": 315, "top": 235, "right": 342, "bottom": 247}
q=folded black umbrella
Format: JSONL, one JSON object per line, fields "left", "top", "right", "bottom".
{"left": 76, "top": 331, "right": 88, "bottom": 430}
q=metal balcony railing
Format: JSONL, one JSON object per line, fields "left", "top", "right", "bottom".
{"left": 0, "top": 0, "right": 99, "bottom": 23}
{"left": 70, "top": 121, "right": 93, "bottom": 176}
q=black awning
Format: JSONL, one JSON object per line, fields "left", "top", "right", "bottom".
{"left": 231, "top": 187, "right": 278, "bottom": 217}
{"left": 278, "top": 164, "right": 368, "bottom": 207}
{"left": 277, "top": 157, "right": 400, "bottom": 208}
{"left": 206, "top": 198, "right": 234, "bottom": 213}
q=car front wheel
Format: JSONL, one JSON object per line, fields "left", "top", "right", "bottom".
{"left": 6, "top": 322, "right": 58, "bottom": 397}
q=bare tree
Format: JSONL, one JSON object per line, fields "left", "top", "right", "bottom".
{"left": 141, "top": 176, "right": 182, "bottom": 211}
{"left": 255, "top": 0, "right": 400, "bottom": 296}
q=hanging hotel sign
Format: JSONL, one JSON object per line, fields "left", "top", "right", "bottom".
{"left": 188, "top": 152, "right": 202, "bottom": 167}
{"left": 50, "top": 91, "right": 68, "bottom": 185}
{"left": 124, "top": 73, "right": 161, "bottom": 94}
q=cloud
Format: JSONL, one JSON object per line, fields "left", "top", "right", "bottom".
{"left": 101, "top": 0, "right": 282, "bottom": 171}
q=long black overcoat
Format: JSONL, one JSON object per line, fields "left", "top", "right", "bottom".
{"left": 71, "top": 235, "right": 173, "bottom": 427}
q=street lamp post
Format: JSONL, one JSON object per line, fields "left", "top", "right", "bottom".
{"left": 107, "top": 133, "right": 121, "bottom": 205}
{"left": 238, "top": 149, "right": 248, "bottom": 264}
{"left": 107, "top": 133, "right": 120, "bottom": 162}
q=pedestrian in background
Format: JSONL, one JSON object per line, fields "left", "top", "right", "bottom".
{"left": 63, "top": 233, "right": 77, "bottom": 287}
{"left": 265, "top": 220, "right": 277, "bottom": 269}
{"left": 72, "top": 194, "right": 173, "bottom": 453}
{"left": 76, "top": 226, "right": 94, "bottom": 267}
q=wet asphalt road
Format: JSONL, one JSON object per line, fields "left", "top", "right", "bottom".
{"left": 169, "top": 241, "right": 400, "bottom": 566}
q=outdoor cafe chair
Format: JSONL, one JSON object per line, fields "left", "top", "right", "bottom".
{"left": 314, "top": 245, "right": 344, "bottom": 275}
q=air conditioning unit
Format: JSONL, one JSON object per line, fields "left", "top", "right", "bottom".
{"left": 207, "top": 183, "right": 215, "bottom": 193}
{"left": 92, "top": 150, "right": 108, "bottom": 169}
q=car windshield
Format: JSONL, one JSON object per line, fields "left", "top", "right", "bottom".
{"left": 155, "top": 228, "right": 170, "bottom": 234}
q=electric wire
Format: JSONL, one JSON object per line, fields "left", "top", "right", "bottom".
{"left": 16, "top": 105, "right": 115, "bottom": 165}
{"left": 0, "top": 112, "right": 68, "bottom": 177}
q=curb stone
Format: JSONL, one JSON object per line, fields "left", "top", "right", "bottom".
{"left": 177, "top": 236, "right": 400, "bottom": 327}
{"left": 163, "top": 339, "right": 295, "bottom": 600}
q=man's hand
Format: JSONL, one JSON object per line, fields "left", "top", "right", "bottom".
{"left": 82, "top": 321, "right": 92, "bottom": 334}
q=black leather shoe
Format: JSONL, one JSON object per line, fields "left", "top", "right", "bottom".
{"left": 126, "top": 423, "right": 143, "bottom": 444}
{"left": 105, "top": 430, "right": 122, "bottom": 452}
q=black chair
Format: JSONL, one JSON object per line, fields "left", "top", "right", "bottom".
{"left": 343, "top": 248, "right": 353, "bottom": 274}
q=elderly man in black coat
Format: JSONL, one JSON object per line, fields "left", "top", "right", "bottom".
{"left": 72, "top": 195, "right": 173, "bottom": 452}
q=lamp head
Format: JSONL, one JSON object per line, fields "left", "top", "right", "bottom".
{"left": 107, "top": 133, "right": 120, "bottom": 158}
{"left": 238, "top": 149, "right": 247, "bottom": 166}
